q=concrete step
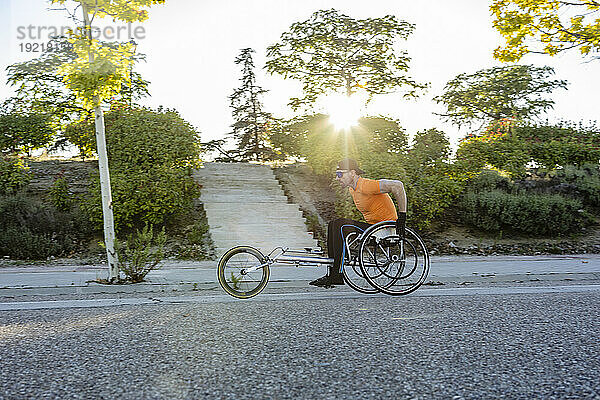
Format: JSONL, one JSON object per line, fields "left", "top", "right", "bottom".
{"left": 200, "top": 190, "right": 288, "bottom": 203}
{"left": 210, "top": 230, "right": 315, "bottom": 243}
{"left": 215, "top": 239, "right": 317, "bottom": 249}
{"left": 204, "top": 218, "right": 307, "bottom": 230}
{"left": 198, "top": 162, "right": 273, "bottom": 171}
{"left": 203, "top": 203, "right": 302, "bottom": 214}
{"left": 194, "top": 167, "right": 275, "bottom": 177}
{"left": 201, "top": 195, "right": 289, "bottom": 203}
{"left": 195, "top": 162, "right": 315, "bottom": 254}
{"left": 194, "top": 172, "right": 278, "bottom": 180}
{"left": 208, "top": 221, "right": 309, "bottom": 230}
{"left": 204, "top": 209, "right": 304, "bottom": 219}
{"left": 196, "top": 181, "right": 281, "bottom": 191}
{"left": 200, "top": 187, "right": 284, "bottom": 195}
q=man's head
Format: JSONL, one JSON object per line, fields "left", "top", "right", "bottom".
{"left": 335, "top": 158, "right": 363, "bottom": 187}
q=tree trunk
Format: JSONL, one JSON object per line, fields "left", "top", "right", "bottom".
{"left": 83, "top": 5, "right": 119, "bottom": 280}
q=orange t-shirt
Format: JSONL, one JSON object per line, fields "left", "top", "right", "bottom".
{"left": 349, "top": 177, "right": 398, "bottom": 224}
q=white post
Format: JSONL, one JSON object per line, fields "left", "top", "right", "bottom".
{"left": 83, "top": 5, "right": 119, "bottom": 280}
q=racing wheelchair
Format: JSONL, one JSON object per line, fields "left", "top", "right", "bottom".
{"left": 217, "top": 220, "right": 430, "bottom": 299}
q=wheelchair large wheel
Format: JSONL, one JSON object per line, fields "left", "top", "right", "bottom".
{"left": 358, "top": 221, "right": 430, "bottom": 296}
{"left": 341, "top": 231, "right": 379, "bottom": 294}
{"left": 217, "top": 246, "right": 270, "bottom": 299}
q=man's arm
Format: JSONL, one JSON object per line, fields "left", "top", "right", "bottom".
{"left": 379, "top": 179, "right": 407, "bottom": 213}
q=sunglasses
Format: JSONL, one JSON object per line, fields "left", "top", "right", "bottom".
{"left": 335, "top": 170, "right": 349, "bottom": 178}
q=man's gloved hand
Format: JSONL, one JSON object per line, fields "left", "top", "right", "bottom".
{"left": 396, "top": 212, "right": 406, "bottom": 241}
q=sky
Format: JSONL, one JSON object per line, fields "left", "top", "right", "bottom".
{"left": 0, "top": 0, "right": 599, "bottom": 155}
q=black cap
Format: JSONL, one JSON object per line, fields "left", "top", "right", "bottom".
{"left": 337, "top": 158, "right": 364, "bottom": 175}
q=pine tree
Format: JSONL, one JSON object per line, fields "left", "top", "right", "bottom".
{"left": 229, "top": 48, "right": 273, "bottom": 161}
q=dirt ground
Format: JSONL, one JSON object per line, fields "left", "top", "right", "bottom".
{"left": 273, "top": 164, "right": 600, "bottom": 256}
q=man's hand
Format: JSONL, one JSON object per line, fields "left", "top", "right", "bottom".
{"left": 396, "top": 212, "right": 406, "bottom": 240}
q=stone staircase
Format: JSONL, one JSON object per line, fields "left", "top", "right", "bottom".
{"left": 192, "top": 163, "right": 318, "bottom": 257}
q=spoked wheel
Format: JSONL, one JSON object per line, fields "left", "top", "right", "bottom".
{"left": 342, "top": 231, "right": 379, "bottom": 294}
{"left": 359, "top": 221, "right": 430, "bottom": 296}
{"left": 217, "top": 246, "right": 270, "bottom": 299}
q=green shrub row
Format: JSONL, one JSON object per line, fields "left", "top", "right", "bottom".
{"left": 0, "top": 194, "right": 93, "bottom": 259}
{"left": 459, "top": 190, "right": 590, "bottom": 235}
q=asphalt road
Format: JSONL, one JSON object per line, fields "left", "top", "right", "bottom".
{"left": 1, "top": 287, "right": 599, "bottom": 399}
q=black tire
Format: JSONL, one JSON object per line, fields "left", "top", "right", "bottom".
{"left": 358, "top": 221, "right": 430, "bottom": 296}
{"left": 217, "top": 246, "right": 270, "bottom": 299}
{"left": 341, "top": 231, "right": 379, "bottom": 294}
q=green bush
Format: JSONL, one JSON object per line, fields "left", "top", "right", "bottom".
{"left": 48, "top": 175, "right": 73, "bottom": 212}
{"left": 115, "top": 223, "right": 166, "bottom": 283}
{"left": 76, "top": 107, "right": 202, "bottom": 231}
{"left": 465, "top": 169, "right": 513, "bottom": 193}
{"left": 518, "top": 123, "right": 600, "bottom": 169}
{"left": 460, "top": 190, "right": 589, "bottom": 235}
{"left": 406, "top": 174, "right": 464, "bottom": 228}
{"left": 554, "top": 164, "right": 600, "bottom": 207}
{"left": 63, "top": 118, "right": 96, "bottom": 160}
{"left": 0, "top": 157, "right": 31, "bottom": 195}
{"left": 0, "top": 194, "right": 93, "bottom": 259}
{"left": 402, "top": 129, "right": 467, "bottom": 228}
{"left": 0, "top": 226, "right": 62, "bottom": 260}
{"left": 84, "top": 165, "right": 201, "bottom": 230}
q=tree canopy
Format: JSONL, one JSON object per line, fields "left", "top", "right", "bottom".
{"left": 49, "top": 0, "right": 162, "bottom": 109}
{"left": 0, "top": 112, "right": 54, "bottom": 155}
{"left": 434, "top": 65, "right": 568, "bottom": 128}
{"left": 5, "top": 37, "right": 149, "bottom": 131}
{"left": 265, "top": 9, "right": 427, "bottom": 110}
{"left": 491, "top": 0, "right": 600, "bottom": 61}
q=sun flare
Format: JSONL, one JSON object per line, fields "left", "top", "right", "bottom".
{"left": 321, "top": 94, "right": 365, "bottom": 130}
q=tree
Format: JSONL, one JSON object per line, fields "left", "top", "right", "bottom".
{"left": 265, "top": 9, "right": 427, "bottom": 110}
{"left": 408, "top": 128, "right": 451, "bottom": 168}
{"left": 434, "top": 65, "right": 567, "bottom": 128}
{"left": 0, "top": 112, "right": 54, "bottom": 155}
{"left": 229, "top": 48, "right": 274, "bottom": 161}
{"left": 5, "top": 36, "right": 149, "bottom": 154}
{"left": 491, "top": 0, "right": 600, "bottom": 62}
{"left": 50, "top": 0, "right": 164, "bottom": 280}
{"left": 457, "top": 121, "right": 600, "bottom": 176}
{"left": 269, "top": 113, "right": 408, "bottom": 175}
{"left": 78, "top": 107, "right": 202, "bottom": 231}
{"left": 4, "top": 37, "right": 90, "bottom": 130}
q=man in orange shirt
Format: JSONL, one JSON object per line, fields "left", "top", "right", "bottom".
{"left": 309, "top": 158, "right": 407, "bottom": 288}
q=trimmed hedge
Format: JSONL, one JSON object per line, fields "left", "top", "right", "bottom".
{"left": 460, "top": 190, "right": 590, "bottom": 235}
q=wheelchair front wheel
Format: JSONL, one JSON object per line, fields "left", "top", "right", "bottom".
{"left": 217, "top": 246, "right": 270, "bottom": 299}
{"left": 358, "top": 221, "right": 430, "bottom": 296}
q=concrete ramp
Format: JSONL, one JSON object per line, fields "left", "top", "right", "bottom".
{"left": 193, "top": 163, "right": 318, "bottom": 257}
